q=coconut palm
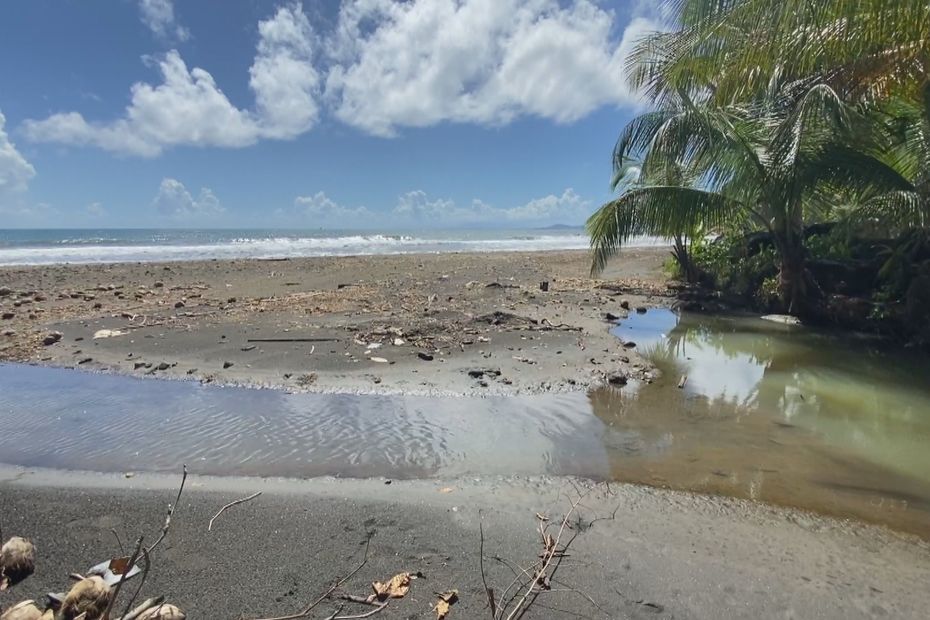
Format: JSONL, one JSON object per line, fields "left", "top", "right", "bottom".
{"left": 590, "top": 0, "right": 928, "bottom": 313}
{"left": 588, "top": 78, "right": 914, "bottom": 312}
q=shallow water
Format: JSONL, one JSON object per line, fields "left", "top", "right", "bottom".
{"left": 1, "top": 312, "right": 929, "bottom": 536}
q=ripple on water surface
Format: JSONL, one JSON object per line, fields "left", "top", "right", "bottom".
{"left": 2, "top": 310, "right": 930, "bottom": 538}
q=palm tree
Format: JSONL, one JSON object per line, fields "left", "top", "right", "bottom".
{"left": 590, "top": 0, "right": 928, "bottom": 313}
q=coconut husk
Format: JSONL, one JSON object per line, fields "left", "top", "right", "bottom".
{"left": 136, "top": 604, "right": 186, "bottom": 620}
{"left": 0, "top": 538, "right": 36, "bottom": 590}
{"left": 0, "top": 600, "right": 50, "bottom": 620}
{"left": 59, "top": 577, "right": 111, "bottom": 620}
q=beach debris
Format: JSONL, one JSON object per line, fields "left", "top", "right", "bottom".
{"left": 84, "top": 555, "right": 141, "bottom": 587}
{"left": 42, "top": 331, "right": 62, "bottom": 346}
{"left": 370, "top": 357, "right": 389, "bottom": 363}
{"left": 223, "top": 361, "right": 234, "bottom": 369}
{"left": 467, "top": 368, "right": 500, "bottom": 379}
{"left": 434, "top": 590, "right": 458, "bottom": 619}
{"left": 173, "top": 301, "right": 185, "bottom": 309}
{"left": 604, "top": 312, "right": 623, "bottom": 321}
{"left": 0, "top": 600, "right": 48, "bottom": 620}
{"left": 417, "top": 352, "right": 434, "bottom": 361}
{"left": 208, "top": 492, "right": 262, "bottom": 532}
{"left": 1, "top": 313, "right": 13, "bottom": 320}
{"left": 620, "top": 300, "right": 630, "bottom": 310}
{"left": 92, "top": 329, "right": 125, "bottom": 339}
{"left": 761, "top": 314, "right": 802, "bottom": 325}
{"left": 678, "top": 375, "right": 688, "bottom": 389}
{"left": 438, "top": 487, "right": 454, "bottom": 493}
{"left": 59, "top": 576, "right": 111, "bottom": 620}
{"left": 607, "top": 372, "right": 628, "bottom": 386}
{"left": 136, "top": 603, "right": 186, "bottom": 619}
{"left": 155, "top": 362, "right": 171, "bottom": 371}
{"left": 393, "top": 338, "right": 405, "bottom": 346}
{"left": 372, "top": 572, "right": 417, "bottom": 600}
{"left": 636, "top": 306, "right": 648, "bottom": 314}
{"left": 539, "top": 281, "right": 549, "bottom": 292}
{"left": 0, "top": 537, "right": 36, "bottom": 590}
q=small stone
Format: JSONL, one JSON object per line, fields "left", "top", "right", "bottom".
{"left": 607, "top": 372, "right": 628, "bottom": 386}
{"left": 174, "top": 301, "right": 185, "bottom": 308}
{"left": 417, "top": 352, "right": 434, "bottom": 361}
{"left": 154, "top": 281, "right": 165, "bottom": 288}
{"left": 223, "top": 361, "right": 234, "bottom": 369}
{"left": 156, "top": 362, "right": 171, "bottom": 371}
{"left": 33, "top": 294, "right": 47, "bottom": 302}
{"left": 636, "top": 306, "right": 648, "bottom": 314}
{"left": 1, "top": 312, "right": 14, "bottom": 320}
{"left": 0, "top": 286, "right": 12, "bottom": 297}
{"left": 620, "top": 300, "right": 630, "bottom": 310}
{"left": 134, "top": 362, "right": 147, "bottom": 369}
{"left": 227, "top": 297, "right": 237, "bottom": 303}
{"left": 42, "top": 331, "right": 63, "bottom": 346}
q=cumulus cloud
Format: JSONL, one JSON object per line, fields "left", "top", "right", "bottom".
{"left": 24, "top": 3, "right": 319, "bottom": 156}
{"left": 0, "top": 110, "right": 36, "bottom": 197}
{"left": 293, "top": 191, "right": 373, "bottom": 223}
{"left": 139, "top": 0, "right": 190, "bottom": 41}
{"left": 325, "top": 0, "right": 658, "bottom": 136}
{"left": 152, "top": 178, "right": 225, "bottom": 218}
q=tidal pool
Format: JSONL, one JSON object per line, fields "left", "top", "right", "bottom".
{"left": 0, "top": 311, "right": 928, "bottom": 536}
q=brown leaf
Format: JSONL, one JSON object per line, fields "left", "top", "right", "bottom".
{"left": 434, "top": 590, "right": 458, "bottom": 619}
{"left": 108, "top": 556, "right": 132, "bottom": 575}
{"left": 372, "top": 572, "right": 415, "bottom": 600}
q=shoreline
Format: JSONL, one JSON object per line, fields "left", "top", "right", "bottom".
{"left": 0, "top": 248, "right": 671, "bottom": 396}
{"left": 1, "top": 466, "right": 929, "bottom": 619}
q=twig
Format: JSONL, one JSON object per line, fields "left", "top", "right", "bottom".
{"left": 118, "top": 547, "right": 151, "bottom": 619}
{"left": 479, "top": 516, "right": 497, "bottom": 618}
{"left": 110, "top": 529, "right": 125, "bottom": 555}
{"left": 247, "top": 338, "right": 338, "bottom": 343}
{"left": 148, "top": 464, "right": 187, "bottom": 555}
{"left": 103, "top": 536, "right": 144, "bottom": 620}
{"left": 117, "top": 595, "right": 164, "bottom": 620}
{"left": 208, "top": 492, "right": 262, "bottom": 531}
{"left": 251, "top": 535, "right": 372, "bottom": 620}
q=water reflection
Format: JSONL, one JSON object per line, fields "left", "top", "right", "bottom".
{"left": 600, "top": 310, "right": 930, "bottom": 536}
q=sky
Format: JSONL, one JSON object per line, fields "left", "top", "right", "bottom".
{"left": 0, "top": 0, "right": 659, "bottom": 229}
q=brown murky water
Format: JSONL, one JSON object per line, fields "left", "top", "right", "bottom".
{"left": 0, "top": 312, "right": 928, "bottom": 535}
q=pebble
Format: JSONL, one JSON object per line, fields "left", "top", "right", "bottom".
{"left": 42, "top": 331, "right": 63, "bottom": 346}
{"left": 223, "top": 361, "right": 234, "bottom": 368}
{"left": 0, "top": 286, "right": 12, "bottom": 297}
{"left": 1, "top": 312, "right": 14, "bottom": 320}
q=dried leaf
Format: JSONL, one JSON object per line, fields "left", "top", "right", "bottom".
{"left": 372, "top": 572, "right": 415, "bottom": 600}
{"left": 434, "top": 590, "right": 458, "bottom": 619}
{"left": 438, "top": 487, "right": 454, "bottom": 494}
{"left": 108, "top": 556, "right": 132, "bottom": 575}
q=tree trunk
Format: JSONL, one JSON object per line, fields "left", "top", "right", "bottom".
{"left": 672, "top": 235, "right": 700, "bottom": 283}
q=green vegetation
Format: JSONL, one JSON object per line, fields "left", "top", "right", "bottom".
{"left": 588, "top": 0, "right": 930, "bottom": 341}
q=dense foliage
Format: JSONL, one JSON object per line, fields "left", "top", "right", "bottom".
{"left": 588, "top": 0, "right": 930, "bottom": 339}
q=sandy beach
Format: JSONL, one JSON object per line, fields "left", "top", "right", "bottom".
{"left": 2, "top": 466, "right": 929, "bottom": 619}
{"left": 0, "top": 249, "right": 669, "bottom": 395}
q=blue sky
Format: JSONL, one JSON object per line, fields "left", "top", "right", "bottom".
{"left": 0, "top": 0, "right": 657, "bottom": 229}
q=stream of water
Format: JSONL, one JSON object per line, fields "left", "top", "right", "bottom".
{"left": 1, "top": 310, "right": 928, "bottom": 535}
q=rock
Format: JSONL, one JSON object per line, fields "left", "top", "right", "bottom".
{"left": 635, "top": 306, "right": 648, "bottom": 314}
{"left": 539, "top": 281, "right": 549, "bottom": 292}
{"left": 154, "top": 281, "right": 165, "bottom": 288}
{"left": 467, "top": 368, "right": 501, "bottom": 379}
{"left": 174, "top": 301, "right": 185, "bottom": 308}
{"left": 223, "top": 361, "right": 234, "bottom": 369}
{"left": 156, "top": 362, "right": 171, "bottom": 371}
{"left": 41, "top": 331, "right": 62, "bottom": 346}
{"left": 227, "top": 297, "right": 237, "bottom": 303}
{"left": 417, "top": 352, "right": 434, "bottom": 361}
{"left": 604, "top": 312, "right": 623, "bottom": 322}
{"left": 760, "top": 314, "right": 802, "bottom": 325}
{"left": 393, "top": 338, "right": 405, "bottom": 346}
{"left": 2, "top": 330, "right": 15, "bottom": 337}
{"left": 1, "top": 312, "right": 13, "bottom": 320}
{"left": 623, "top": 341, "right": 637, "bottom": 348}
{"left": 607, "top": 372, "right": 628, "bottom": 386}
{"left": 32, "top": 294, "right": 46, "bottom": 302}
{"left": 619, "top": 300, "right": 630, "bottom": 310}
{"left": 0, "top": 286, "right": 12, "bottom": 297}
{"left": 133, "top": 362, "right": 147, "bottom": 370}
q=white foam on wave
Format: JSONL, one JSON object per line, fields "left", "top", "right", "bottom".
{"left": 0, "top": 233, "right": 666, "bottom": 266}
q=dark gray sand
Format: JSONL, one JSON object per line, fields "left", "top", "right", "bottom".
{"left": 1, "top": 467, "right": 928, "bottom": 619}
{"left": 0, "top": 249, "right": 669, "bottom": 395}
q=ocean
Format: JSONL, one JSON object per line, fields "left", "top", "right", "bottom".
{"left": 0, "top": 228, "right": 664, "bottom": 266}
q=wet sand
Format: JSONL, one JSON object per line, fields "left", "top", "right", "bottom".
{"left": 0, "top": 249, "right": 669, "bottom": 395}
{"left": 1, "top": 467, "right": 928, "bottom": 619}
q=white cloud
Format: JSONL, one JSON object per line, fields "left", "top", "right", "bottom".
{"left": 24, "top": 3, "right": 319, "bottom": 156}
{"left": 139, "top": 0, "right": 190, "bottom": 42}
{"left": 0, "top": 110, "right": 36, "bottom": 197}
{"left": 390, "top": 188, "right": 589, "bottom": 226}
{"left": 292, "top": 191, "right": 373, "bottom": 222}
{"left": 86, "top": 202, "right": 105, "bottom": 217}
{"left": 152, "top": 178, "right": 225, "bottom": 218}
{"left": 325, "top": 0, "right": 658, "bottom": 136}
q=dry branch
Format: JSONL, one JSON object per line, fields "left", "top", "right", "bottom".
{"left": 208, "top": 492, "right": 262, "bottom": 531}
{"left": 148, "top": 465, "right": 188, "bottom": 555}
